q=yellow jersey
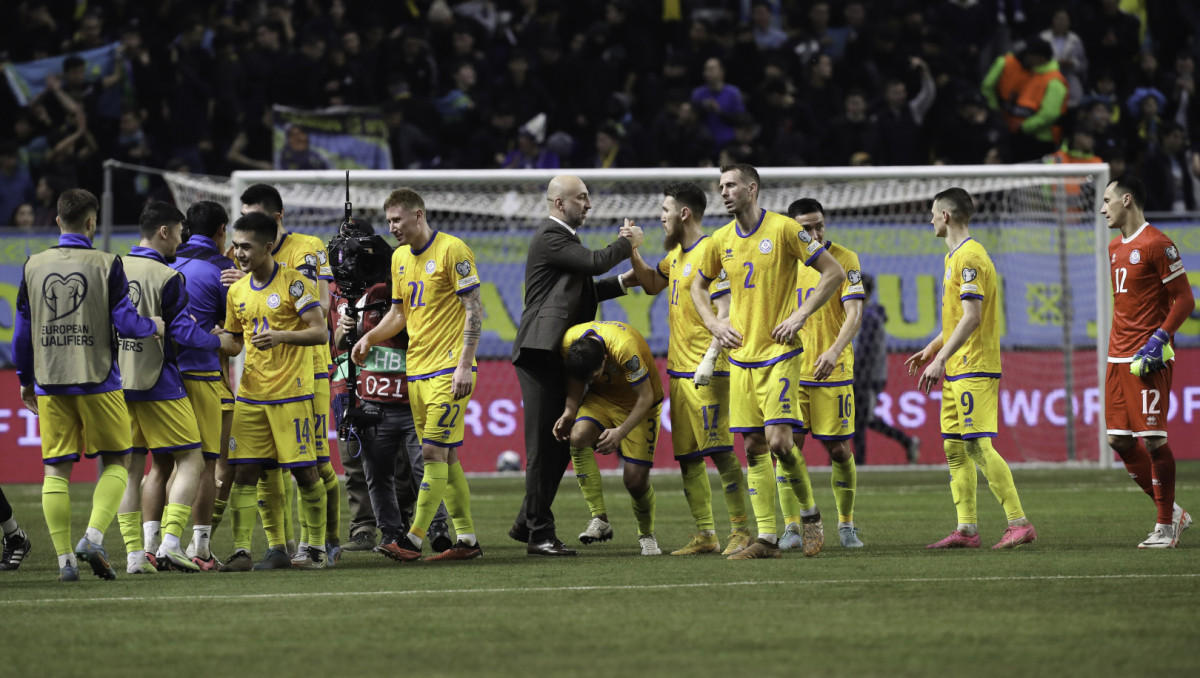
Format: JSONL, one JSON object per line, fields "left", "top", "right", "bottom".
{"left": 942, "top": 237, "right": 1002, "bottom": 379}
{"left": 796, "top": 241, "right": 864, "bottom": 384}
{"left": 272, "top": 231, "right": 333, "bottom": 380}
{"left": 226, "top": 264, "right": 320, "bottom": 403}
{"left": 655, "top": 235, "right": 731, "bottom": 377}
{"left": 697, "top": 209, "right": 823, "bottom": 368}
{"left": 562, "top": 320, "right": 664, "bottom": 409}
{"left": 391, "top": 230, "right": 480, "bottom": 379}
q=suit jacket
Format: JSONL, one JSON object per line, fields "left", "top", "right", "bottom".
{"left": 512, "top": 218, "right": 632, "bottom": 364}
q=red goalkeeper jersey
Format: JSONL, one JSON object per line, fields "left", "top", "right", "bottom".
{"left": 1108, "top": 223, "right": 1187, "bottom": 359}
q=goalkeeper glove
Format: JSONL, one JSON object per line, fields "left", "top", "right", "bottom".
{"left": 693, "top": 346, "right": 720, "bottom": 387}
{"left": 1130, "top": 329, "right": 1173, "bottom": 377}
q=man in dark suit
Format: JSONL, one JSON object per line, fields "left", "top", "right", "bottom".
{"left": 511, "top": 175, "right": 643, "bottom": 556}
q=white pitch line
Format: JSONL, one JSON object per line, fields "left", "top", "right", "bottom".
{"left": 4, "top": 573, "right": 1198, "bottom": 606}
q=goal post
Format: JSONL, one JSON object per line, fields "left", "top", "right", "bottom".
{"left": 165, "top": 164, "right": 1113, "bottom": 469}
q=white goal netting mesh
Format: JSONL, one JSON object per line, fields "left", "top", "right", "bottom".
{"left": 164, "top": 167, "right": 1108, "bottom": 465}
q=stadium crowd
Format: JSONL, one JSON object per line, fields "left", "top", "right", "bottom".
{"left": 3, "top": 0, "right": 1200, "bottom": 226}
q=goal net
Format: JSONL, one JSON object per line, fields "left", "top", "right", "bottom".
{"left": 164, "top": 165, "right": 1112, "bottom": 468}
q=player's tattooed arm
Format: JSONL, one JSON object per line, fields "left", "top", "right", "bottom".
{"left": 452, "top": 286, "right": 483, "bottom": 399}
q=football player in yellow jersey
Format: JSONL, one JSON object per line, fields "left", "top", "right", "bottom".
{"left": 692, "top": 163, "right": 845, "bottom": 560}
{"left": 352, "top": 187, "right": 484, "bottom": 562}
{"left": 555, "top": 321, "right": 666, "bottom": 555}
{"left": 241, "top": 184, "right": 342, "bottom": 564}
{"left": 625, "top": 182, "right": 754, "bottom": 556}
{"left": 774, "top": 198, "right": 866, "bottom": 554}
{"left": 220, "top": 212, "right": 332, "bottom": 571}
{"left": 906, "top": 187, "right": 1037, "bottom": 550}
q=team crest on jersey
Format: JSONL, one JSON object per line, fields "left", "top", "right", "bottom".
{"left": 318, "top": 250, "right": 328, "bottom": 264}
{"left": 289, "top": 280, "right": 304, "bottom": 298}
{"left": 425, "top": 260, "right": 436, "bottom": 274}
{"left": 683, "top": 263, "right": 692, "bottom": 277}
{"left": 267, "top": 293, "right": 281, "bottom": 308}
{"left": 1166, "top": 246, "right": 1179, "bottom": 261}
{"left": 1129, "top": 249, "right": 1141, "bottom": 265}
{"left": 962, "top": 268, "right": 977, "bottom": 282}
{"left": 228, "top": 437, "right": 236, "bottom": 452}
{"left": 1112, "top": 253, "right": 1117, "bottom": 264}
{"left": 455, "top": 260, "right": 472, "bottom": 276}
{"left": 797, "top": 229, "right": 812, "bottom": 243}
{"left": 847, "top": 270, "right": 862, "bottom": 284}
{"left": 944, "top": 267, "right": 952, "bottom": 281}
{"left": 305, "top": 254, "right": 318, "bottom": 267}
{"left": 759, "top": 239, "right": 773, "bottom": 254}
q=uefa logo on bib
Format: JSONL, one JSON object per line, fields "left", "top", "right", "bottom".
{"left": 759, "top": 239, "right": 773, "bottom": 254}
{"left": 267, "top": 293, "right": 281, "bottom": 308}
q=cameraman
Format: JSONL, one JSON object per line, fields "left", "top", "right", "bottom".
{"left": 329, "top": 223, "right": 451, "bottom": 557}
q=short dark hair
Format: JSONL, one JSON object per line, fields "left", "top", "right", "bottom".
{"left": 663, "top": 182, "right": 706, "bottom": 218}
{"left": 719, "top": 163, "right": 760, "bottom": 189}
{"left": 138, "top": 201, "right": 185, "bottom": 239}
{"left": 232, "top": 211, "right": 278, "bottom": 245}
{"left": 787, "top": 198, "right": 824, "bottom": 219}
{"left": 240, "top": 183, "right": 284, "bottom": 215}
{"left": 933, "top": 187, "right": 974, "bottom": 224}
{"left": 564, "top": 335, "right": 607, "bottom": 382}
{"left": 1108, "top": 175, "right": 1146, "bottom": 210}
{"left": 57, "top": 189, "right": 99, "bottom": 229}
{"left": 185, "top": 201, "right": 228, "bottom": 239}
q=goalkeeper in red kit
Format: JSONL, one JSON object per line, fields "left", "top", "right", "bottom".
{"left": 1100, "top": 175, "right": 1195, "bottom": 549}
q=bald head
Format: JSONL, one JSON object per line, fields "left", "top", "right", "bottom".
{"left": 547, "top": 174, "right": 591, "bottom": 228}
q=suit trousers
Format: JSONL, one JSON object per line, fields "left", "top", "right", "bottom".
{"left": 513, "top": 354, "right": 572, "bottom": 542}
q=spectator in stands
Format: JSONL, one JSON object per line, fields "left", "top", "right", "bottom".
{"left": 821, "top": 89, "right": 879, "bottom": 166}
{"left": 796, "top": 53, "right": 843, "bottom": 134}
{"left": 660, "top": 100, "right": 715, "bottom": 167}
{"left": 1081, "top": 0, "right": 1141, "bottom": 93}
{"left": 1143, "top": 121, "right": 1197, "bottom": 213}
{"left": 1040, "top": 9, "right": 1088, "bottom": 108}
{"left": 226, "top": 109, "right": 275, "bottom": 172}
{"left": 30, "top": 176, "right": 59, "bottom": 228}
{"left": 386, "top": 100, "right": 438, "bottom": 170}
{"left": 873, "top": 58, "right": 935, "bottom": 166}
{"left": 591, "top": 124, "right": 635, "bottom": 169}
{"left": 276, "top": 125, "right": 329, "bottom": 170}
{"left": 750, "top": 1, "right": 787, "bottom": 51}
{"left": 983, "top": 38, "right": 1067, "bottom": 161}
{"left": 502, "top": 119, "right": 559, "bottom": 170}
{"left": 1045, "top": 128, "right": 1103, "bottom": 181}
{"left": 1126, "top": 87, "right": 1167, "bottom": 160}
{"left": 691, "top": 57, "right": 746, "bottom": 153}
{"left": 9, "top": 203, "right": 36, "bottom": 228}
{"left": 0, "top": 143, "right": 35, "bottom": 229}
{"left": 937, "top": 90, "right": 1009, "bottom": 165}
{"left": 491, "top": 50, "right": 551, "bottom": 134}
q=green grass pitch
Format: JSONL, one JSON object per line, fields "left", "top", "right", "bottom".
{"left": 2, "top": 465, "right": 1198, "bottom": 677}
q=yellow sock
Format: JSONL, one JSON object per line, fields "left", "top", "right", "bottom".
{"left": 631, "top": 484, "right": 656, "bottom": 536}
{"left": 714, "top": 454, "right": 750, "bottom": 530}
{"left": 319, "top": 461, "right": 340, "bottom": 545}
{"left": 945, "top": 439, "right": 977, "bottom": 525}
{"left": 297, "top": 481, "right": 327, "bottom": 549}
{"left": 87, "top": 463, "right": 128, "bottom": 535}
{"left": 256, "top": 469, "right": 287, "bottom": 548}
{"left": 776, "top": 446, "right": 815, "bottom": 525}
{"left": 211, "top": 498, "right": 227, "bottom": 530}
{"left": 229, "top": 483, "right": 258, "bottom": 552}
{"left": 118, "top": 511, "right": 142, "bottom": 554}
{"left": 746, "top": 454, "right": 777, "bottom": 536}
{"left": 42, "top": 475, "right": 72, "bottom": 556}
{"left": 444, "top": 460, "right": 475, "bottom": 537}
{"left": 831, "top": 457, "right": 857, "bottom": 524}
{"left": 571, "top": 447, "right": 607, "bottom": 518}
{"left": 410, "top": 461, "right": 448, "bottom": 539}
{"left": 282, "top": 469, "right": 298, "bottom": 544}
{"left": 162, "top": 503, "right": 191, "bottom": 541}
{"left": 965, "top": 438, "right": 1025, "bottom": 521}
{"left": 680, "top": 458, "right": 715, "bottom": 531}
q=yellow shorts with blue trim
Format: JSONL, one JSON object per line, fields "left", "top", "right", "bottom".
{"left": 729, "top": 353, "right": 804, "bottom": 433}
{"left": 128, "top": 397, "right": 202, "bottom": 455}
{"left": 219, "top": 373, "right": 234, "bottom": 413}
{"left": 577, "top": 394, "right": 662, "bottom": 466}
{"left": 37, "top": 390, "right": 133, "bottom": 464}
{"left": 183, "top": 371, "right": 223, "bottom": 458}
{"left": 229, "top": 398, "right": 317, "bottom": 468}
{"left": 940, "top": 376, "right": 999, "bottom": 440}
{"left": 313, "top": 377, "right": 331, "bottom": 462}
{"left": 795, "top": 382, "right": 855, "bottom": 441}
{"left": 409, "top": 369, "right": 475, "bottom": 448}
{"left": 669, "top": 376, "right": 733, "bottom": 460}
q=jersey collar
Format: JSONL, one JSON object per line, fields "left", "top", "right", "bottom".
{"left": 735, "top": 209, "right": 766, "bottom": 239}
{"left": 57, "top": 233, "right": 94, "bottom": 248}
{"left": 250, "top": 262, "right": 280, "bottom": 291}
{"left": 1121, "top": 222, "right": 1150, "bottom": 244}
{"left": 681, "top": 234, "right": 707, "bottom": 253}
{"left": 129, "top": 245, "right": 166, "bottom": 263}
{"left": 412, "top": 230, "right": 439, "bottom": 256}
{"left": 948, "top": 236, "right": 974, "bottom": 257}
{"left": 272, "top": 231, "right": 291, "bottom": 255}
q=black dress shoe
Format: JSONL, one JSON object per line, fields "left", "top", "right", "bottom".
{"left": 527, "top": 538, "right": 577, "bottom": 557}
{"left": 508, "top": 524, "right": 530, "bottom": 544}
